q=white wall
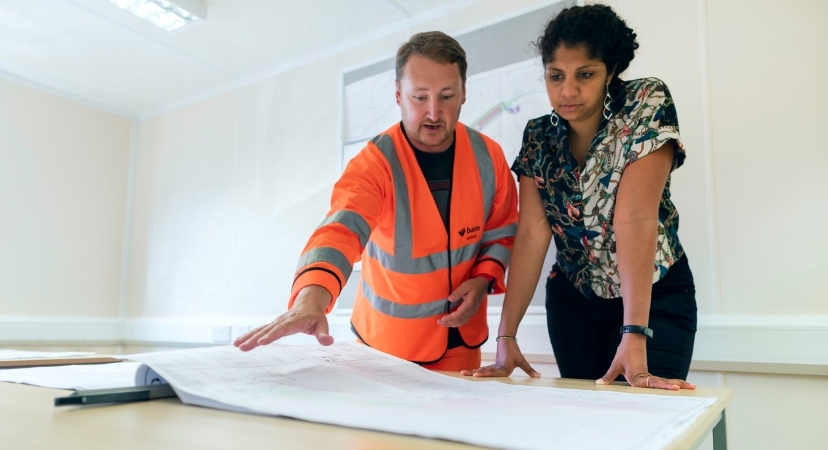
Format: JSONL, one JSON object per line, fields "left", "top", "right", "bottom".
{"left": 1, "top": 0, "right": 827, "bottom": 448}
{"left": 706, "top": 0, "right": 828, "bottom": 314}
{"left": 122, "top": 1, "right": 828, "bottom": 448}
{"left": 595, "top": 2, "right": 828, "bottom": 448}
{"left": 0, "top": 76, "right": 131, "bottom": 318}
{"left": 124, "top": 0, "right": 553, "bottom": 319}
{"left": 603, "top": 0, "right": 717, "bottom": 314}
{"left": 123, "top": 0, "right": 828, "bottom": 343}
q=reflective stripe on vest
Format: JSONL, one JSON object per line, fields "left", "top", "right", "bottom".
{"left": 295, "top": 246, "right": 353, "bottom": 281}
{"left": 477, "top": 243, "right": 511, "bottom": 265}
{"left": 467, "top": 127, "right": 495, "bottom": 221}
{"left": 318, "top": 209, "right": 371, "bottom": 249}
{"left": 360, "top": 279, "right": 447, "bottom": 318}
{"left": 295, "top": 208, "right": 371, "bottom": 284}
{"left": 481, "top": 223, "right": 518, "bottom": 245}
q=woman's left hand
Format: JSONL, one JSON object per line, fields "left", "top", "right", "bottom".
{"left": 596, "top": 334, "right": 696, "bottom": 390}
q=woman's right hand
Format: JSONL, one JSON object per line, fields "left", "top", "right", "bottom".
{"left": 460, "top": 338, "right": 541, "bottom": 378}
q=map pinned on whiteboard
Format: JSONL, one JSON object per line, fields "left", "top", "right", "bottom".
{"left": 341, "top": 58, "right": 548, "bottom": 170}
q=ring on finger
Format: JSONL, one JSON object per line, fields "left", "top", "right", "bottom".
{"left": 646, "top": 375, "right": 651, "bottom": 388}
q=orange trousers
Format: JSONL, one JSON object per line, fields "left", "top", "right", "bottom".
{"left": 357, "top": 339, "right": 481, "bottom": 372}
{"left": 419, "top": 345, "right": 481, "bottom": 372}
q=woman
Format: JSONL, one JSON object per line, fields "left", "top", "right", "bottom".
{"left": 462, "top": 4, "right": 697, "bottom": 390}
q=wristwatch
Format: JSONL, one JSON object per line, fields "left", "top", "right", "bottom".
{"left": 620, "top": 325, "right": 654, "bottom": 339}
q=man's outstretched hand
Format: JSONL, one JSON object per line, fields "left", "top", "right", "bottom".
{"left": 234, "top": 285, "right": 333, "bottom": 351}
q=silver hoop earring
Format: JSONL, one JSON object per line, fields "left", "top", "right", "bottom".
{"left": 550, "top": 110, "right": 560, "bottom": 127}
{"left": 603, "top": 86, "right": 613, "bottom": 120}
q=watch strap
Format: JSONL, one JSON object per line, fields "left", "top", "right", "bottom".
{"left": 620, "top": 325, "right": 654, "bottom": 339}
{"left": 479, "top": 274, "right": 496, "bottom": 294}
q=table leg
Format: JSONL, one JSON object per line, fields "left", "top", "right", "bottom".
{"left": 712, "top": 410, "right": 727, "bottom": 450}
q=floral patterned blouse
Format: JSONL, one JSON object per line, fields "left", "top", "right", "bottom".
{"left": 512, "top": 77, "right": 686, "bottom": 299}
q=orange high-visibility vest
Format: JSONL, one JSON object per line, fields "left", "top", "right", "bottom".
{"left": 289, "top": 122, "right": 518, "bottom": 363}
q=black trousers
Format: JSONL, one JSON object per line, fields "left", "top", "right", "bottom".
{"left": 546, "top": 255, "right": 697, "bottom": 381}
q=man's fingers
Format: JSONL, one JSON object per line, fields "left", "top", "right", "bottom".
{"left": 234, "top": 336, "right": 254, "bottom": 351}
{"left": 446, "top": 287, "right": 468, "bottom": 303}
{"left": 437, "top": 308, "right": 471, "bottom": 327}
{"left": 233, "top": 327, "right": 259, "bottom": 347}
{"left": 234, "top": 324, "right": 267, "bottom": 346}
{"left": 237, "top": 313, "right": 295, "bottom": 351}
{"left": 314, "top": 319, "right": 334, "bottom": 346}
{"left": 235, "top": 309, "right": 332, "bottom": 352}
{"left": 448, "top": 279, "right": 480, "bottom": 303}
{"left": 237, "top": 335, "right": 262, "bottom": 352}
{"left": 257, "top": 323, "right": 289, "bottom": 346}
{"left": 257, "top": 318, "right": 310, "bottom": 346}
{"left": 236, "top": 324, "right": 278, "bottom": 351}
{"left": 240, "top": 317, "right": 302, "bottom": 350}
{"left": 316, "top": 333, "right": 334, "bottom": 346}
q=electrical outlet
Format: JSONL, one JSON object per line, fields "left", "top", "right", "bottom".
{"left": 211, "top": 326, "right": 231, "bottom": 344}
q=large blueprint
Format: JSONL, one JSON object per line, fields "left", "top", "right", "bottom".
{"left": 129, "top": 343, "right": 714, "bottom": 450}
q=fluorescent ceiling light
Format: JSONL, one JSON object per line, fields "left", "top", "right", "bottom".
{"left": 106, "top": 0, "right": 207, "bottom": 32}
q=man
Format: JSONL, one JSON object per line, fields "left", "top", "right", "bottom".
{"left": 234, "top": 31, "right": 518, "bottom": 371}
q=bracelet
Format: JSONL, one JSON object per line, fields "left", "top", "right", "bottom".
{"left": 495, "top": 335, "right": 518, "bottom": 343}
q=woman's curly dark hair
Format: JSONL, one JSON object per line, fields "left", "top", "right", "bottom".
{"left": 537, "top": 4, "right": 639, "bottom": 85}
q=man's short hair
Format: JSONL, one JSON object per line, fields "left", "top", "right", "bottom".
{"left": 395, "top": 31, "right": 467, "bottom": 84}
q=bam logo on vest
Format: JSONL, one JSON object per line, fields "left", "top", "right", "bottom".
{"left": 457, "top": 225, "right": 480, "bottom": 238}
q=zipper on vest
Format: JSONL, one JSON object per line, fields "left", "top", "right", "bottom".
{"left": 446, "top": 177, "right": 454, "bottom": 314}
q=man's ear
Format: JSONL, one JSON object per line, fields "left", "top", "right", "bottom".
{"left": 461, "top": 85, "right": 466, "bottom": 105}
{"left": 395, "top": 81, "right": 402, "bottom": 106}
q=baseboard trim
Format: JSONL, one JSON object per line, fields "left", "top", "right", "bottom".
{"left": 0, "top": 316, "right": 121, "bottom": 342}
{"left": 2, "top": 314, "right": 827, "bottom": 375}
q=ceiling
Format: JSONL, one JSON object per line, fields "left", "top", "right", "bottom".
{"left": 0, "top": 0, "right": 479, "bottom": 119}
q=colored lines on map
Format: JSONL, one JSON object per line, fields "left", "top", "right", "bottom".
{"left": 469, "top": 91, "right": 546, "bottom": 131}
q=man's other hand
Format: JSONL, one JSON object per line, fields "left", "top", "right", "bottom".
{"left": 437, "top": 276, "right": 489, "bottom": 328}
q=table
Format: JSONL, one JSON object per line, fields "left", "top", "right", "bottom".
{"left": 485, "top": 376, "right": 732, "bottom": 450}
{"left": 0, "top": 371, "right": 731, "bottom": 450}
